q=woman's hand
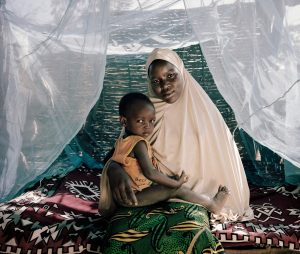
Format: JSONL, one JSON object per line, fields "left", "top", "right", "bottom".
{"left": 107, "top": 161, "right": 138, "bottom": 206}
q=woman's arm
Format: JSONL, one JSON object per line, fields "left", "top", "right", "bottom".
{"left": 134, "top": 141, "right": 187, "bottom": 188}
{"left": 107, "top": 160, "right": 138, "bottom": 206}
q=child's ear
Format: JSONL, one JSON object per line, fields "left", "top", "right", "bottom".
{"left": 119, "top": 116, "right": 127, "bottom": 126}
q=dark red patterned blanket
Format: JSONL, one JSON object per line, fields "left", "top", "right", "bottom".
{"left": 0, "top": 166, "right": 299, "bottom": 253}
{"left": 0, "top": 166, "right": 107, "bottom": 254}
{"left": 212, "top": 185, "right": 300, "bottom": 252}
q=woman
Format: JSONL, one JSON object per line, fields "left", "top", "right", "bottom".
{"left": 100, "top": 48, "right": 253, "bottom": 222}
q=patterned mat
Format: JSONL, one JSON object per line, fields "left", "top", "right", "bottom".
{"left": 212, "top": 185, "right": 300, "bottom": 251}
{"left": 0, "top": 166, "right": 299, "bottom": 253}
{"left": 0, "top": 166, "right": 107, "bottom": 254}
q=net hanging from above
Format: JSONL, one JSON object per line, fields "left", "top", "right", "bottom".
{"left": 0, "top": 0, "right": 299, "bottom": 201}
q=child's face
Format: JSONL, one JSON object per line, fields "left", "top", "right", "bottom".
{"left": 124, "top": 103, "right": 156, "bottom": 138}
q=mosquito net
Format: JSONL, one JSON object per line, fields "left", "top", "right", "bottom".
{"left": 0, "top": 0, "right": 299, "bottom": 201}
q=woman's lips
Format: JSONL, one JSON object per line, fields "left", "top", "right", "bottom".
{"left": 162, "top": 91, "right": 174, "bottom": 99}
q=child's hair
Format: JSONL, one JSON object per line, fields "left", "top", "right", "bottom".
{"left": 119, "top": 92, "right": 154, "bottom": 117}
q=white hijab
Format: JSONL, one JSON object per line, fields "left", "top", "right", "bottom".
{"left": 146, "top": 48, "right": 253, "bottom": 221}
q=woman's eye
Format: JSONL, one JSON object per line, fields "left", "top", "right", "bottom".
{"left": 150, "top": 119, "right": 156, "bottom": 124}
{"left": 152, "top": 80, "right": 160, "bottom": 87}
{"left": 167, "top": 73, "right": 177, "bottom": 80}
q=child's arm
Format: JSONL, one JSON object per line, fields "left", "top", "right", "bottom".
{"left": 133, "top": 140, "right": 188, "bottom": 188}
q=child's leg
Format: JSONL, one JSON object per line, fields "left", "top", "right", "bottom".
{"left": 123, "top": 185, "right": 177, "bottom": 207}
{"left": 175, "top": 185, "right": 229, "bottom": 214}
{"left": 121, "top": 185, "right": 229, "bottom": 214}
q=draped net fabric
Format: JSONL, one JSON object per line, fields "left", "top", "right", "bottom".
{"left": 0, "top": 0, "right": 299, "bottom": 201}
{"left": 184, "top": 0, "right": 300, "bottom": 169}
{"left": 0, "top": 0, "right": 109, "bottom": 201}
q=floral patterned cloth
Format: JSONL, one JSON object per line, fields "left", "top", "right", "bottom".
{"left": 102, "top": 202, "right": 224, "bottom": 254}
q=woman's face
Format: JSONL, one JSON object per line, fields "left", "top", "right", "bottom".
{"left": 148, "top": 61, "right": 183, "bottom": 104}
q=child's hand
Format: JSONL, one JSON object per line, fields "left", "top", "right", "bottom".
{"left": 178, "top": 171, "right": 189, "bottom": 185}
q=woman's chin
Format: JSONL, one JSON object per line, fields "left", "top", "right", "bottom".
{"left": 162, "top": 92, "right": 177, "bottom": 103}
{"left": 164, "top": 95, "right": 177, "bottom": 104}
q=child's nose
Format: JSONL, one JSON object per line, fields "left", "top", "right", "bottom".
{"left": 144, "top": 122, "right": 151, "bottom": 128}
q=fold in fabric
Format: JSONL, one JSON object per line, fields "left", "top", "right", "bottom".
{"left": 146, "top": 48, "right": 253, "bottom": 222}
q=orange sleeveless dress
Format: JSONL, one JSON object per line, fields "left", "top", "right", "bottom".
{"left": 111, "top": 135, "right": 156, "bottom": 192}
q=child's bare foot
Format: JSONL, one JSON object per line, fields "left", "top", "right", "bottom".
{"left": 210, "top": 185, "right": 230, "bottom": 214}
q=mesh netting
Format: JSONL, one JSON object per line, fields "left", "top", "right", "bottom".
{"left": 69, "top": 44, "right": 284, "bottom": 187}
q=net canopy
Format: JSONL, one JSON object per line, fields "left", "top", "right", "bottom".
{"left": 0, "top": 0, "right": 299, "bottom": 201}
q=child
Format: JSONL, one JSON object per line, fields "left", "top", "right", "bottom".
{"left": 100, "top": 92, "right": 229, "bottom": 215}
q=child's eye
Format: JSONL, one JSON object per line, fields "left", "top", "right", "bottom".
{"left": 167, "top": 73, "right": 174, "bottom": 79}
{"left": 137, "top": 119, "right": 144, "bottom": 123}
{"left": 150, "top": 119, "right": 156, "bottom": 124}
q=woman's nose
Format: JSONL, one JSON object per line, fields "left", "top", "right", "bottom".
{"left": 161, "top": 80, "right": 170, "bottom": 91}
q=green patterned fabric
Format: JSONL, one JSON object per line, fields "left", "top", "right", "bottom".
{"left": 102, "top": 202, "right": 225, "bottom": 254}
